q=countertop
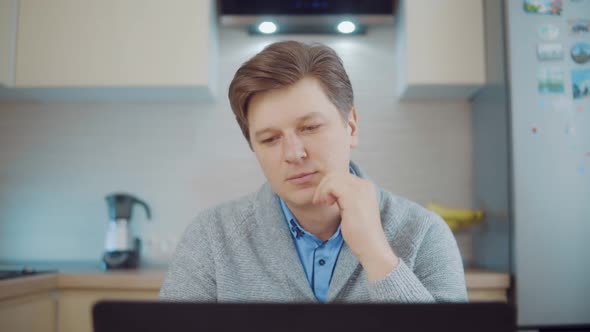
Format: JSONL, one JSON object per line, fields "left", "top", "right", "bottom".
{"left": 0, "top": 267, "right": 510, "bottom": 301}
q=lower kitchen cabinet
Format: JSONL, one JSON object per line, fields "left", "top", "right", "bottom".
{"left": 0, "top": 292, "right": 57, "bottom": 332}
{"left": 56, "top": 288, "right": 506, "bottom": 332}
{"left": 0, "top": 269, "right": 508, "bottom": 332}
{"left": 58, "top": 289, "right": 158, "bottom": 332}
{"left": 468, "top": 289, "right": 507, "bottom": 302}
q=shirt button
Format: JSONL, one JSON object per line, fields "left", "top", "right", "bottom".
{"left": 319, "top": 259, "right": 326, "bottom": 266}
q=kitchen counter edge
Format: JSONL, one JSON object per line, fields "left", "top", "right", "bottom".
{"left": 0, "top": 269, "right": 509, "bottom": 301}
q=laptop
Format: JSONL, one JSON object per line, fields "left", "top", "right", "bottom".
{"left": 93, "top": 301, "right": 515, "bottom": 332}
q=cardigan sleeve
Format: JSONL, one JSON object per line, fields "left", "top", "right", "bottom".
{"left": 366, "top": 216, "right": 468, "bottom": 303}
{"left": 159, "top": 214, "right": 217, "bottom": 302}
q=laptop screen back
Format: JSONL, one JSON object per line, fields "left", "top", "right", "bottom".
{"left": 93, "top": 301, "right": 515, "bottom": 332}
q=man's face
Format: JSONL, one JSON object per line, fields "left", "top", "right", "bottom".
{"left": 248, "top": 76, "right": 358, "bottom": 208}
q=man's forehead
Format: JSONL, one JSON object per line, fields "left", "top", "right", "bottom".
{"left": 296, "top": 112, "right": 324, "bottom": 121}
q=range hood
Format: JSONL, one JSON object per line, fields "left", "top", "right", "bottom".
{"left": 219, "top": 0, "right": 396, "bottom": 29}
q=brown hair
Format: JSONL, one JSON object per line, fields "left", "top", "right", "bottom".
{"left": 228, "top": 41, "right": 354, "bottom": 145}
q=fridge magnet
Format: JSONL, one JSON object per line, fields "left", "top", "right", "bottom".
{"left": 578, "top": 104, "right": 584, "bottom": 112}
{"left": 572, "top": 68, "right": 590, "bottom": 99}
{"left": 537, "top": 43, "right": 564, "bottom": 61}
{"left": 538, "top": 24, "right": 560, "bottom": 40}
{"left": 570, "top": 42, "right": 590, "bottom": 64}
{"left": 524, "top": 0, "right": 562, "bottom": 16}
{"left": 538, "top": 67, "right": 565, "bottom": 94}
{"left": 568, "top": 19, "right": 589, "bottom": 35}
{"left": 565, "top": 124, "right": 576, "bottom": 136}
{"left": 585, "top": 151, "right": 590, "bottom": 157}
{"left": 532, "top": 124, "right": 539, "bottom": 134}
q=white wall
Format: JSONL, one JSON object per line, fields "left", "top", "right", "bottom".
{"left": 0, "top": 27, "right": 473, "bottom": 265}
{"left": 0, "top": 0, "right": 17, "bottom": 86}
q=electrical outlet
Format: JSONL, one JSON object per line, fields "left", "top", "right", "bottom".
{"left": 142, "top": 234, "right": 178, "bottom": 261}
{"left": 160, "top": 236, "right": 179, "bottom": 256}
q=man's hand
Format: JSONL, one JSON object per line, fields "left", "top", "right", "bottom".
{"left": 312, "top": 172, "right": 400, "bottom": 281}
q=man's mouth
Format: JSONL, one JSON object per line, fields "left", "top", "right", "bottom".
{"left": 287, "top": 171, "right": 318, "bottom": 184}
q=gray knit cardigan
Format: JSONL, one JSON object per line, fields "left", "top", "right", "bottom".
{"left": 160, "top": 162, "right": 468, "bottom": 303}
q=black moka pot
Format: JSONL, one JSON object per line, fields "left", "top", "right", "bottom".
{"left": 102, "top": 193, "right": 151, "bottom": 269}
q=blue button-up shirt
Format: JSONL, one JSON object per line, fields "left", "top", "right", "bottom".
{"left": 279, "top": 198, "right": 344, "bottom": 303}
{"left": 278, "top": 167, "right": 356, "bottom": 302}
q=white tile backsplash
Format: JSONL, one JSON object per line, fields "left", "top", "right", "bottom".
{"left": 0, "top": 27, "right": 473, "bottom": 263}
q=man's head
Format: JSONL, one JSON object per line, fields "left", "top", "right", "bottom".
{"left": 228, "top": 41, "right": 358, "bottom": 208}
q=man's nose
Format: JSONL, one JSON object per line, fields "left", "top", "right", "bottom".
{"left": 282, "top": 133, "right": 307, "bottom": 163}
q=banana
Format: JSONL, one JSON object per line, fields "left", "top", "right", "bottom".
{"left": 444, "top": 219, "right": 460, "bottom": 231}
{"left": 426, "top": 203, "right": 484, "bottom": 231}
{"left": 427, "top": 202, "right": 484, "bottom": 222}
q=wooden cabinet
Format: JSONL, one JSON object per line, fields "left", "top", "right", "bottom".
{"left": 0, "top": 292, "right": 57, "bottom": 332}
{"left": 468, "top": 289, "right": 507, "bottom": 302}
{"left": 465, "top": 270, "right": 510, "bottom": 302}
{"left": 395, "top": 0, "right": 486, "bottom": 99}
{"left": 0, "top": 270, "right": 508, "bottom": 332}
{"left": 3, "top": 0, "right": 217, "bottom": 101}
{"left": 54, "top": 288, "right": 504, "bottom": 332}
{"left": 0, "top": 0, "right": 17, "bottom": 87}
{"left": 58, "top": 289, "right": 158, "bottom": 332}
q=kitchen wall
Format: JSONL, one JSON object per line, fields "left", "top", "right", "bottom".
{"left": 0, "top": 26, "right": 473, "bottom": 265}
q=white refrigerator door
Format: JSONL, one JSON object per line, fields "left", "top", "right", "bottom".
{"left": 506, "top": 0, "right": 590, "bottom": 327}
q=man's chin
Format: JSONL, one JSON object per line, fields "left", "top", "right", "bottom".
{"left": 280, "top": 187, "right": 316, "bottom": 207}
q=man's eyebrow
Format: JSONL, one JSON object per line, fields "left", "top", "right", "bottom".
{"left": 253, "top": 112, "right": 324, "bottom": 139}
{"left": 254, "top": 128, "right": 277, "bottom": 139}
{"left": 296, "top": 112, "right": 324, "bottom": 122}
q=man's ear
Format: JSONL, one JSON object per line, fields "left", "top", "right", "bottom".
{"left": 348, "top": 107, "right": 359, "bottom": 149}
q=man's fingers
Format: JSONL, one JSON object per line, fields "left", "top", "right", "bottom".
{"left": 323, "top": 193, "right": 338, "bottom": 205}
{"left": 312, "top": 174, "right": 332, "bottom": 204}
{"left": 312, "top": 174, "right": 338, "bottom": 204}
{"left": 312, "top": 173, "right": 350, "bottom": 205}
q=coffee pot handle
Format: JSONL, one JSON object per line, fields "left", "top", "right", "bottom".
{"left": 133, "top": 198, "right": 151, "bottom": 220}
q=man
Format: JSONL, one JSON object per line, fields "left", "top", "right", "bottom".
{"left": 159, "top": 41, "right": 467, "bottom": 303}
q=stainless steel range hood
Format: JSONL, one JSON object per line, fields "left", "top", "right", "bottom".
{"left": 219, "top": 0, "right": 396, "bottom": 29}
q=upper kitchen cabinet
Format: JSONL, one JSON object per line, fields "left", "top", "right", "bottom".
{"left": 0, "top": 0, "right": 17, "bottom": 87}
{"left": 395, "top": 0, "right": 486, "bottom": 100}
{"left": 3, "top": 0, "right": 218, "bottom": 101}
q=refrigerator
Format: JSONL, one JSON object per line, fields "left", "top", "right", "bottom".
{"left": 472, "top": 0, "right": 590, "bottom": 329}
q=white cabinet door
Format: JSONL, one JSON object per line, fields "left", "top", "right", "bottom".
{"left": 16, "top": 0, "right": 214, "bottom": 91}
{"left": 0, "top": 0, "right": 18, "bottom": 87}
{"left": 395, "top": 0, "right": 486, "bottom": 99}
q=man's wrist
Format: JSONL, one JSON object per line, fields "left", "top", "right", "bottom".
{"left": 359, "top": 247, "right": 400, "bottom": 282}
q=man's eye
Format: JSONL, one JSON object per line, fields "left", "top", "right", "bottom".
{"left": 261, "top": 136, "right": 278, "bottom": 144}
{"left": 302, "top": 124, "right": 321, "bottom": 132}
